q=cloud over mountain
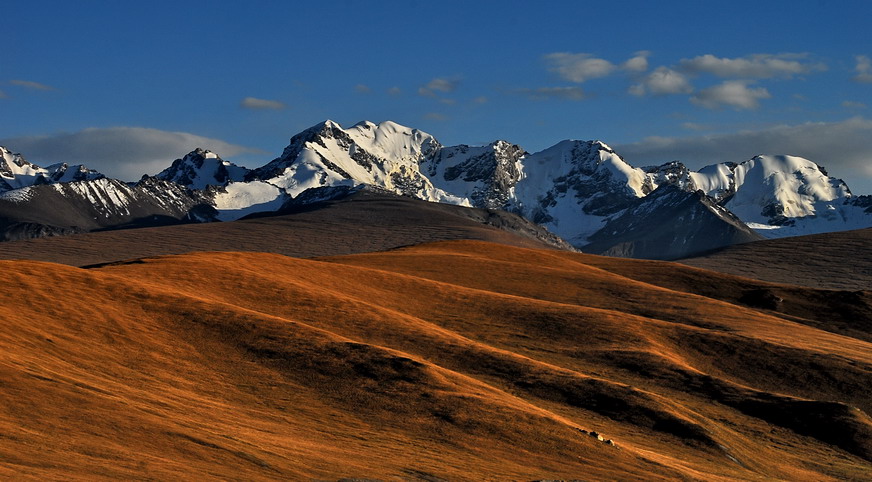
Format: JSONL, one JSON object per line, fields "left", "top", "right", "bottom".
{"left": 614, "top": 117, "right": 872, "bottom": 192}
{"left": 0, "top": 127, "right": 259, "bottom": 181}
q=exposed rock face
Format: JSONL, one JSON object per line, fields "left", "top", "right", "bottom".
{"left": 247, "top": 120, "right": 355, "bottom": 182}
{"left": 849, "top": 195, "right": 872, "bottom": 213}
{"left": 156, "top": 148, "right": 249, "bottom": 189}
{"left": 0, "top": 177, "right": 213, "bottom": 240}
{"left": 424, "top": 140, "right": 526, "bottom": 210}
{"left": 642, "top": 161, "right": 697, "bottom": 193}
{"left": 508, "top": 140, "right": 651, "bottom": 245}
{"left": 245, "top": 120, "right": 458, "bottom": 204}
{"left": 0, "top": 146, "right": 104, "bottom": 193}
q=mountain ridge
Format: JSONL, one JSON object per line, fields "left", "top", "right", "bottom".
{"left": 1, "top": 119, "right": 870, "bottom": 258}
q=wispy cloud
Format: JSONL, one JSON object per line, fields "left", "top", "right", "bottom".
{"left": 423, "top": 112, "right": 447, "bottom": 121}
{"left": 690, "top": 80, "right": 770, "bottom": 110}
{"left": 843, "top": 100, "right": 867, "bottom": 109}
{"left": 515, "top": 86, "right": 586, "bottom": 101}
{"left": 614, "top": 117, "right": 872, "bottom": 191}
{"left": 0, "top": 127, "right": 260, "bottom": 181}
{"left": 472, "top": 96, "right": 488, "bottom": 104}
{"left": 629, "top": 67, "right": 693, "bottom": 96}
{"left": 0, "top": 90, "right": 6, "bottom": 99}
{"left": 681, "top": 122, "right": 711, "bottom": 131}
{"left": 354, "top": 84, "right": 371, "bottom": 94}
{"left": 679, "top": 53, "right": 826, "bottom": 78}
{"left": 544, "top": 52, "right": 616, "bottom": 82}
{"left": 387, "top": 86, "right": 402, "bottom": 96}
{"left": 418, "top": 77, "right": 459, "bottom": 97}
{"left": 853, "top": 55, "right": 872, "bottom": 83}
{"left": 240, "top": 97, "right": 287, "bottom": 110}
{"left": 10, "top": 79, "right": 55, "bottom": 91}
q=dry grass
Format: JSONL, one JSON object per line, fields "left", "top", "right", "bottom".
{"left": 0, "top": 192, "right": 563, "bottom": 267}
{"left": 1, "top": 240, "right": 870, "bottom": 480}
{"left": 680, "top": 227, "right": 872, "bottom": 291}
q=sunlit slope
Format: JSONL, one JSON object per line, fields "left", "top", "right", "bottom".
{"left": 1, "top": 241, "right": 870, "bottom": 480}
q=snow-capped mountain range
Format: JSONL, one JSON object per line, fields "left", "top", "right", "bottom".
{"left": 1, "top": 146, "right": 104, "bottom": 191}
{"left": 1, "top": 121, "right": 870, "bottom": 258}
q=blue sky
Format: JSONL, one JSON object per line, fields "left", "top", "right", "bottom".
{"left": 3, "top": 0, "right": 872, "bottom": 192}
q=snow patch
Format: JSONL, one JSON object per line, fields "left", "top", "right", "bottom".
{"left": 212, "top": 181, "right": 286, "bottom": 221}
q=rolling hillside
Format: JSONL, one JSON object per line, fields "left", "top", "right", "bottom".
{"left": 1, "top": 240, "right": 869, "bottom": 479}
{"left": 0, "top": 190, "right": 571, "bottom": 267}
{"left": 680, "top": 227, "right": 872, "bottom": 291}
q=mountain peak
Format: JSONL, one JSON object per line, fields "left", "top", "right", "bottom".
{"left": 582, "top": 184, "right": 764, "bottom": 259}
{"left": 155, "top": 149, "right": 247, "bottom": 190}
{"left": 689, "top": 153, "right": 852, "bottom": 228}
{"left": 308, "top": 119, "right": 343, "bottom": 132}
{"left": 184, "top": 147, "right": 219, "bottom": 160}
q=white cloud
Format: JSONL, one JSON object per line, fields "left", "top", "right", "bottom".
{"left": 679, "top": 53, "right": 826, "bottom": 78}
{"left": 354, "top": 84, "right": 372, "bottom": 94}
{"left": 0, "top": 90, "right": 6, "bottom": 99}
{"left": 544, "top": 52, "right": 616, "bottom": 82}
{"left": 423, "top": 112, "right": 447, "bottom": 121}
{"left": 10, "top": 79, "right": 55, "bottom": 91}
{"left": 853, "top": 55, "right": 872, "bottom": 83}
{"left": 629, "top": 67, "right": 693, "bottom": 96}
{"left": 427, "top": 78, "right": 457, "bottom": 92}
{"left": 240, "top": 97, "right": 287, "bottom": 110}
{"left": 515, "top": 86, "right": 586, "bottom": 101}
{"left": 418, "top": 77, "right": 459, "bottom": 97}
{"left": 387, "top": 86, "right": 402, "bottom": 96}
{"left": 0, "top": 127, "right": 260, "bottom": 181}
{"left": 690, "top": 80, "right": 770, "bottom": 110}
{"left": 472, "top": 96, "right": 488, "bottom": 104}
{"left": 614, "top": 117, "right": 872, "bottom": 193}
{"left": 622, "top": 51, "right": 650, "bottom": 72}
{"left": 681, "top": 122, "right": 711, "bottom": 131}
{"left": 843, "top": 100, "right": 867, "bottom": 109}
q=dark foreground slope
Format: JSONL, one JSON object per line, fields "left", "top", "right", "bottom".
{"left": 0, "top": 190, "right": 572, "bottom": 266}
{"left": 679, "top": 227, "right": 872, "bottom": 291}
{"left": 1, "top": 241, "right": 870, "bottom": 480}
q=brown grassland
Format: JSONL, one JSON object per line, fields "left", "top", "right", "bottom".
{"left": 1, "top": 240, "right": 871, "bottom": 480}
{"left": 680, "top": 227, "right": 872, "bottom": 291}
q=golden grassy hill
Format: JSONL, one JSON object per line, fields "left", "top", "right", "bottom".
{"left": 1, "top": 240, "right": 870, "bottom": 480}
